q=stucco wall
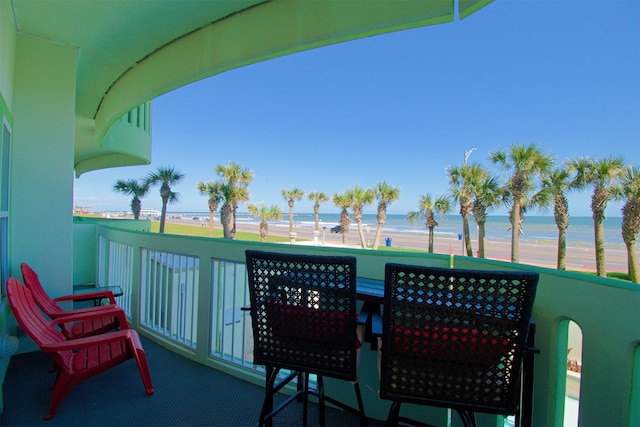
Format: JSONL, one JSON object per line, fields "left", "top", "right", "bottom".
{"left": 10, "top": 35, "right": 77, "bottom": 298}
{"left": 0, "top": 1, "right": 16, "bottom": 109}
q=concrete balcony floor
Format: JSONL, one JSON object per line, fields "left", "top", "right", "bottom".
{"left": 2, "top": 335, "right": 379, "bottom": 426}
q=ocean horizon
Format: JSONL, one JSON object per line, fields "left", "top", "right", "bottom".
{"left": 166, "top": 212, "right": 634, "bottom": 250}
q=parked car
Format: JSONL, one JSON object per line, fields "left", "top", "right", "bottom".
{"left": 330, "top": 225, "right": 341, "bottom": 233}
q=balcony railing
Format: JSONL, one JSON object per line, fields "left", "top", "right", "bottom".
{"left": 90, "top": 223, "right": 640, "bottom": 426}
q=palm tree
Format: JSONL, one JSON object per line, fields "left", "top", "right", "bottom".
{"left": 470, "top": 173, "right": 503, "bottom": 259}
{"left": 196, "top": 181, "right": 223, "bottom": 237}
{"left": 215, "top": 162, "right": 253, "bottom": 239}
{"left": 282, "top": 187, "right": 304, "bottom": 240}
{"left": 308, "top": 191, "right": 329, "bottom": 232}
{"left": 568, "top": 156, "right": 624, "bottom": 277}
{"left": 371, "top": 181, "right": 400, "bottom": 250}
{"left": 333, "top": 192, "right": 352, "bottom": 245}
{"left": 247, "top": 203, "right": 282, "bottom": 242}
{"left": 490, "top": 143, "right": 554, "bottom": 263}
{"left": 113, "top": 178, "right": 150, "bottom": 220}
{"left": 447, "top": 163, "right": 485, "bottom": 257}
{"left": 407, "top": 194, "right": 451, "bottom": 253}
{"left": 346, "top": 186, "right": 375, "bottom": 249}
{"left": 618, "top": 165, "right": 640, "bottom": 283}
{"left": 145, "top": 166, "right": 185, "bottom": 233}
{"left": 542, "top": 166, "right": 576, "bottom": 270}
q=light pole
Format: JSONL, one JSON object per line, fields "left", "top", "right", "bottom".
{"left": 464, "top": 147, "right": 477, "bottom": 165}
{"left": 462, "top": 147, "right": 476, "bottom": 256}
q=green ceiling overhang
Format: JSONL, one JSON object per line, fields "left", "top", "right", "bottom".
{"left": 459, "top": 0, "right": 493, "bottom": 20}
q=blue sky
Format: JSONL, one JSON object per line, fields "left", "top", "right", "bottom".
{"left": 74, "top": 0, "right": 640, "bottom": 217}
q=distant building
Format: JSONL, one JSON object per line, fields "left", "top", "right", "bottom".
{"left": 140, "top": 209, "right": 161, "bottom": 217}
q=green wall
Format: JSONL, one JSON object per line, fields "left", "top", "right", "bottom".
{"left": 72, "top": 217, "right": 151, "bottom": 285}
{"left": 0, "top": 0, "right": 16, "bottom": 109}
{"left": 10, "top": 35, "right": 77, "bottom": 298}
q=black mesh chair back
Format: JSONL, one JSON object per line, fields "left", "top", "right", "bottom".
{"left": 380, "top": 264, "right": 539, "bottom": 427}
{"left": 245, "top": 250, "right": 366, "bottom": 426}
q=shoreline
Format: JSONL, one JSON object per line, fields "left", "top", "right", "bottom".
{"left": 164, "top": 216, "right": 629, "bottom": 273}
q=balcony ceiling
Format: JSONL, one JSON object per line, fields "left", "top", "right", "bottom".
{"left": 10, "top": 0, "right": 491, "bottom": 175}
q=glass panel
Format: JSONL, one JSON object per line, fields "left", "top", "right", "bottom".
{"left": 0, "top": 120, "right": 9, "bottom": 296}
{"left": 565, "top": 321, "right": 582, "bottom": 427}
{"left": 1, "top": 122, "right": 10, "bottom": 211}
{"left": 0, "top": 218, "right": 7, "bottom": 296}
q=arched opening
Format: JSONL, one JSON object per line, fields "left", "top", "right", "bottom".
{"left": 559, "top": 319, "right": 582, "bottom": 427}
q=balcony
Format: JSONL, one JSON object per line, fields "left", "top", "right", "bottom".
{"left": 3, "top": 333, "right": 372, "bottom": 426}
{"left": 4, "top": 219, "right": 640, "bottom": 426}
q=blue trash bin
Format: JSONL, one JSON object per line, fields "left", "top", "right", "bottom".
{"left": 385, "top": 237, "right": 392, "bottom": 247}
{"left": 458, "top": 234, "right": 463, "bottom": 240}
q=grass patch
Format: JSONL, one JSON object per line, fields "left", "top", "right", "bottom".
{"left": 150, "top": 221, "right": 291, "bottom": 243}
{"left": 575, "top": 270, "right": 631, "bottom": 281}
{"left": 607, "top": 272, "right": 630, "bottom": 281}
{"left": 150, "top": 222, "right": 427, "bottom": 248}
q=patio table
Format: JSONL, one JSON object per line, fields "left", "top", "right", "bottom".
{"left": 73, "top": 285, "right": 123, "bottom": 306}
{"left": 356, "top": 278, "right": 384, "bottom": 350}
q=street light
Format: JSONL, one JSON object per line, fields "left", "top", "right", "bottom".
{"left": 464, "top": 147, "right": 477, "bottom": 165}
{"left": 461, "top": 147, "right": 476, "bottom": 256}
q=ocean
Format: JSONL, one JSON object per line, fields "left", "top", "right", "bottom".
{"left": 170, "top": 212, "right": 633, "bottom": 250}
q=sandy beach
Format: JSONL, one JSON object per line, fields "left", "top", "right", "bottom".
{"left": 165, "top": 216, "right": 629, "bottom": 274}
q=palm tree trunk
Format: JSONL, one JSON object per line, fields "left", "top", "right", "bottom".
{"left": 462, "top": 213, "right": 473, "bottom": 257}
{"left": 594, "top": 218, "right": 606, "bottom": 277}
{"left": 260, "top": 223, "right": 268, "bottom": 242}
{"left": 132, "top": 197, "right": 141, "bottom": 220}
{"left": 510, "top": 206, "right": 520, "bottom": 263}
{"left": 373, "top": 204, "right": 387, "bottom": 250}
{"left": 340, "top": 210, "right": 350, "bottom": 245}
{"left": 159, "top": 199, "right": 168, "bottom": 234}
{"left": 622, "top": 200, "right": 640, "bottom": 283}
{"left": 356, "top": 220, "right": 367, "bottom": 249}
{"left": 554, "top": 198, "right": 569, "bottom": 270}
{"left": 288, "top": 205, "right": 294, "bottom": 233}
{"left": 221, "top": 204, "right": 234, "bottom": 239}
{"left": 477, "top": 222, "right": 486, "bottom": 258}
{"left": 208, "top": 208, "right": 214, "bottom": 237}
{"left": 373, "top": 225, "right": 383, "bottom": 250}
{"left": 626, "top": 241, "right": 639, "bottom": 283}
{"left": 231, "top": 206, "right": 237, "bottom": 240}
{"left": 557, "top": 228, "right": 567, "bottom": 270}
{"left": 428, "top": 226, "right": 434, "bottom": 253}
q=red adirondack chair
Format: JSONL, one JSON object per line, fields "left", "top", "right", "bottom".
{"left": 21, "top": 262, "right": 129, "bottom": 338}
{"left": 6, "top": 277, "right": 154, "bottom": 420}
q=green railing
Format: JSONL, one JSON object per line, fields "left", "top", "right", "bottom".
{"left": 91, "top": 223, "right": 640, "bottom": 426}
